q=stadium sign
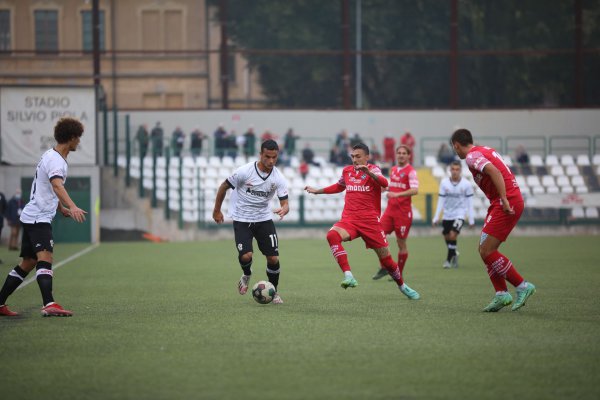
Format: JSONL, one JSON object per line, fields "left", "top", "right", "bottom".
{"left": 0, "top": 86, "right": 96, "bottom": 165}
{"left": 531, "top": 193, "right": 600, "bottom": 208}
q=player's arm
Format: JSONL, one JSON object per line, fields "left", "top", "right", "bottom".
{"left": 213, "top": 180, "right": 232, "bottom": 223}
{"left": 51, "top": 178, "right": 87, "bottom": 223}
{"left": 355, "top": 165, "right": 388, "bottom": 187}
{"left": 482, "top": 163, "right": 514, "bottom": 214}
{"left": 304, "top": 183, "right": 345, "bottom": 195}
{"left": 274, "top": 197, "right": 289, "bottom": 220}
{"left": 432, "top": 194, "right": 445, "bottom": 225}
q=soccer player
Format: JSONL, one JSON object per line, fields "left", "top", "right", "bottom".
{"left": 432, "top": 160, "right": 475, "bottom": 268}
{"left": 0, "top": 117, "right": 87, "bottom": 317}
{"left": 213, "top": 139, "right": 289, "bottom": 304}
{"left": 451, "top": 128, "right": 535, "bottom": 312}
{"left": 371, "top": 145, "right": 420, "bottom": 295}
{"left": 304, "top": 143, "right": 420, "bottom": 300}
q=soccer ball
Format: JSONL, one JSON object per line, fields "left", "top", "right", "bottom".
{"left": 251, "top": 281, "right": 276, "bottom": 304}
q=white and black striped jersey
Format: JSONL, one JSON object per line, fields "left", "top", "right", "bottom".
{"left": 226, "top": 162, "right": 289, "bottom": 223}
{"left": 20, "top": 149, "right": 68, "bottom": 224}
{"left": 433, "top": 177, "right": 475, "bottom": 224}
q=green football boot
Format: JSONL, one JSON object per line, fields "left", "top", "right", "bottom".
{"left": 372, "top": 268, "right": 389, "bottom": 280}
{"left": 340, "top": 277, "right": 358, "bottom": 289}
{"left": 399, "top": 284, "right": 421, "bottom": 300}
{"left": 483, "top": 292, "right": 513, "bottom": 312}
{"left": 512, "top": 282, "right": 536, "bottom": 311}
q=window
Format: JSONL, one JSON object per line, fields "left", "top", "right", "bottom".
{"left": 34, "top": 10, "right": 58, "bottom": 52}
{"left": 141, "top": 8, "right": 184, "bottom": 50}
{"left": 82, "top": 10, "right": 105, "bottom": 51}
{"left": 141, "top": 10, "right": 160, "bottom": 50}
{"left": 0, "top": 10, "right": 10, "bottom": 51}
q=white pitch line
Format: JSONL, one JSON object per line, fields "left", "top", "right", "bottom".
{"left": 17, "top": 242, "right": 100, "bottom": 290}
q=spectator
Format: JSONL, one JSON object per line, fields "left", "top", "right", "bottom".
{"left": 136, "top": 124, "right": 149, "bottom": 158}
{"left": 370, "top": 144, "right": 382, "bottom": 164}
{"left": 515, "top": 145, "right": 530, "bottom": 165}
{"left": 335, "top": 130, "right": 350, "bottom": 149}
{"left": 6, "top": 189, "right": 24, "bottom": 251}
{"left": 283, "top": 128, "right": 298, "bottom": 157}
{"left": 226, "top": 130, "right": 238, "bottom": 158}
{"left": 437, "top": 143, "right": 456, "bottom": 165}
{"left": 400, "top": 131, "right": 416, "bottom": 165}
{"left": 337, "top": 144, "right": 352, "bottom": 166}
{"left": 302, "top": 144, "right": 320, "bottom": 167}
{"left": 261, "top": 130, "right": 275, "bottom": 142}
{"left": 350, "top": 132, "right": 363, "bottom": 147}
{"left": 235, "top": 131, "right": 246, "bottom": 156}
{"left": 171, "top": 126, "right": 185, "bottom": 157}
{"left": 150, "top": 122, "right": 164, "bottom": 156}
{"left": 214, "top": 123, "right": 227, "bottom": 158}
{"left": 243, "top": 126, "right": 256, "bottom": 157}
{"left": 190, "top": 127, "right": 206, "bottom": 158}
{"left": 299, "top": 160, "right": 309, "bottom": 180}
{"left": 329, "top": 145, "right": 340, "bottom": 165}
{"left": 383, "top": 136, "right": 396, "bottom": 164}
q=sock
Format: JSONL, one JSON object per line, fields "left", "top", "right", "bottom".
{"left": 516, "top": 281, "right": 528, "bottom": 290}
{"left": 239, "top": 255, "right": 252, "bottom": 276}
{"left": 484, "top": 252, "right": 508, "bottom": 292}
{"left": 266, "top": 262, "right": 280, "bottom": 290}
{"left": 344, "top": 271, "right": 354, "bottom": 279}
{"left": 505, "top": 264, "right": 524, "bottom": 287}
{"left": 327, "top": 230, "right": 351, "bottom": 272}
{"left": 397, "top": 252, "right": 408, "bottom": 275}
{"left": 447, "top": 240, "right": 457, "bottom": 261}
{"left": 0, "top": 265, "right": 29, "bottom": 305}
{"left": 380, "top": 255, "right": 404, "bottom": 286}
{"left": 35, "top": 261, "right": 54, "bottom": 306}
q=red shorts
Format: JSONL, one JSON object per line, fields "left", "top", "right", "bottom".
{"left": 334, "top": 219, "right": 389, "bottom": 249}
{"left": 482, "top": 198, "right": 524, "bottom": 242}
{"left": 380, "top": 208, "right": 412, "bottom": 239}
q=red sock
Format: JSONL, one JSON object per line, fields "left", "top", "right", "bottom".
{"left": 505, "top": 264, "right": 524, "bottom": 287}
{"left": 397, "top": 252, "right": 408, "bottom": 275}
{"left": 380, "top": 255, "right": 403, "bottom": 285}
{"left": 484, "top": 251, "right": 508, "bottom": 292}
{"left": 326, "top": 230, "right": 350, "bottom": 272}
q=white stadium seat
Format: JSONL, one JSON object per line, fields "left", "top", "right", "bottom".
{"left": 565, "top": 165, "right": 579, "bottom": 176}
{"left": 530, "top": 154, "right": 544, "bottom": 167}
{"left": 550, "top": 165, "right": 565, "bottom": 176}
{"left": 592, "top": 154, "right": 600, "bottom": 166}
{"left": 585, "top": 207, "right": 599, "bottom": 218}
{"left": 571, "top": 207, "right": 585, "bottom": 218}
{"left": 545, "top": 155, "right": 559, "bottom": 166}
{"left": 575, "top": 155, "right": 590, "bottom": 166}
{"left": 424, "top": 155, "right": 438, "bottom": 168}
{"left": 503, "top": 155, "right": 513, "bottom": 167}
{"left": 560, "top": 155, "right": 575, "bottom": 166}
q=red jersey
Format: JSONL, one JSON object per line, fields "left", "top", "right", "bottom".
{"left": 465, "top": 146, "right": 522, "bottom": 201}
{"left": 337, "top": 164, "right": 387, "bottom": 220}
{"left": 386, "top": 164, "right": 418, "bottom": 212}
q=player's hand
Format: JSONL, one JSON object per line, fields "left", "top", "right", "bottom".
{"left": 432, "top": 220, "right": 438, "bottom": 226}
{"left": 304, "top": 186, "right": 319, "bottom": 195}
{"left": 386, "top": 191, "right": 399, "bottom": 199}
{"left": 213, "top": 210, "right": 224, "bottom": 224}
{"left": 69, "top": 206, "right": 87, "bottom": 223}
{"left": 501, "top": 198, "right": 515, "bottom": 215}
{"left": 273, "top": 205, "right": 289, "bottom": 220}
{"left": 59, "top": 205, "right": 71, "bottom": 218}
{"left": 354, "top": 164, "right": 369, "bottom": 173}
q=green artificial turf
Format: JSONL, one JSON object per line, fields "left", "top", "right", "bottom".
{"left": 0, "top": 235, "right": 598, "bottom": 400}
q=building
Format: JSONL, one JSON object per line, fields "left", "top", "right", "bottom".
{"left": 0, "top": 0, "right": 265, "bottom": 109}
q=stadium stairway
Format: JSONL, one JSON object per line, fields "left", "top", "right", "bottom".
{"left": 414, "top": 167, "right": 438, "bottom": 220}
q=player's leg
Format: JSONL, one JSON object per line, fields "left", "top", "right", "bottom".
{"left": 394, "top": 211, "right": 412, "bottom": 275}
{"left": 233, "top": 221, "right": 255, "bottom": 295}
{"left": 327, "top": 224, "right": 357, "bottom": 289}
{"left": 448, "top": 220, "right": 462, "bottom": 268}
{"left": 0, "top": 223, "right": 39, "bottom": 316}
{"left": 372, "top": 212, "right": 393, "bottom": 280}
{"left": 480, "top": 201, "right": 534, "bottom": 311}
{"left": 373, "top": 246, "right": 420, "bottom": 300}
{"left": 254, "top": 221, "right": 283, "bottom": 303}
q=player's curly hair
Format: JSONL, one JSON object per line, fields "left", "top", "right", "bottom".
{"left": 54, "top": 117, "right": 84, "bottom": 144}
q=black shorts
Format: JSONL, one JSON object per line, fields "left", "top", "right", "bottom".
{"left": 233, "top": 220, "right": 279, "bottom": 257}
{"left": 20, "top": 222, "right": 54, "bottom": 258}
{"left": 442, "top": 219, "right": 464, "bottom": 235}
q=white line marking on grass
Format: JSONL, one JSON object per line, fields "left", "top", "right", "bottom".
{"left": 17, "top": 243, "right": 100, "bottom": 290}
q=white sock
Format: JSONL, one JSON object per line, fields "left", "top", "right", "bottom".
{"left": 344, "top": 271, "right": 354, "bottom": 279}
{"left": 496, "top": 291, "right": 508, "bottom": 295}
{"left": 516, "top": 281, "right": 528, "bottom": 290}
{"left": 400, "top": 284, "right": 406, "bottom": 290}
